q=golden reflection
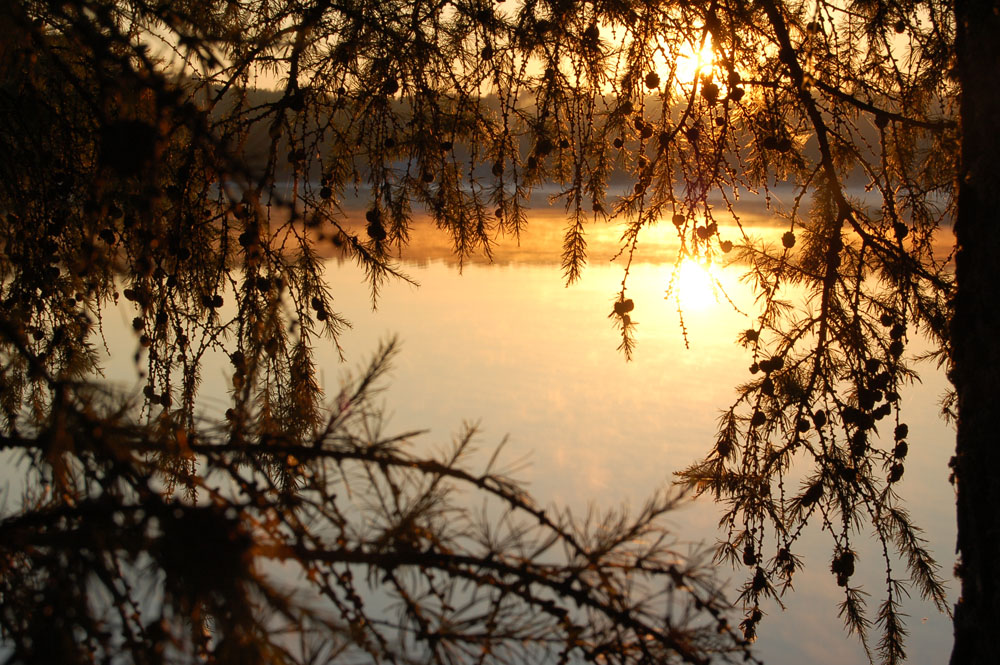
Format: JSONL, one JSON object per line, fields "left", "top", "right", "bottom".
{"left": 307, "top": 207, "right": 788, "bottom": 267}
{"left": 666, "top": 257, "right": 721, "bottom": 311}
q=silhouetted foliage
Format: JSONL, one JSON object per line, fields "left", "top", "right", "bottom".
{"left": 0, "top": 0, "right": 990, "bottom": 663}
{"left": 0, "top": 1, "right": 757, "bottom": 663}
{"left": 0, "top": 338, "right": 751, "bottom": 665}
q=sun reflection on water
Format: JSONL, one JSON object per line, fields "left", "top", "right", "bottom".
{"left": 666, "top": 257, "right": 726, "bottom": 312}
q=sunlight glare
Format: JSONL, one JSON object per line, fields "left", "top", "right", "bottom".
{"left": 654, "top": 34, "right": 714, "bottom": 91}
{"left": 668, "top": 257, "right": 719, "bottom": 311}
{"left": 677, "top": 36, "right": 714, "bottom": 90}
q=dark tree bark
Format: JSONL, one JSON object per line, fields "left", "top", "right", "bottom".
{"left": 950, "top": 0, "right": 1000, "bottom": 662}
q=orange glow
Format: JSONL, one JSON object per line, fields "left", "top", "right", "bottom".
{"left": 666, "top": 257, "right": 719, "bottom": 311}
{"left": 651, "top": 33, "right": 715, "bottom": 91}
{"left": 676, "top": 36, "right": 714, "bottom": 90}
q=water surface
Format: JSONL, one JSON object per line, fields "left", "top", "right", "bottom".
{"left": 92, "top": 206, "right": 957, "bottom": 664}
{"left": 308, "top": 211, "right": 958, "bottom": 665}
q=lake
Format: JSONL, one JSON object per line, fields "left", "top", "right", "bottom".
{"left": 91, "top": 201, "right": 956, "bottom": 664}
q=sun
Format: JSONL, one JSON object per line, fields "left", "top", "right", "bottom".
{"left": 666, "top": 257, "right": 718, "bottom": 310}
{"left": 675, "top": 36, "right": 714, "bottom": 90}
{"left": 651, "top": 33, "right": 715, "bottom": 91}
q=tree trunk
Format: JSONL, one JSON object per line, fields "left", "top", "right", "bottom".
{"left": 950, "top": 0, "right": 1000, "bottom": 663}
